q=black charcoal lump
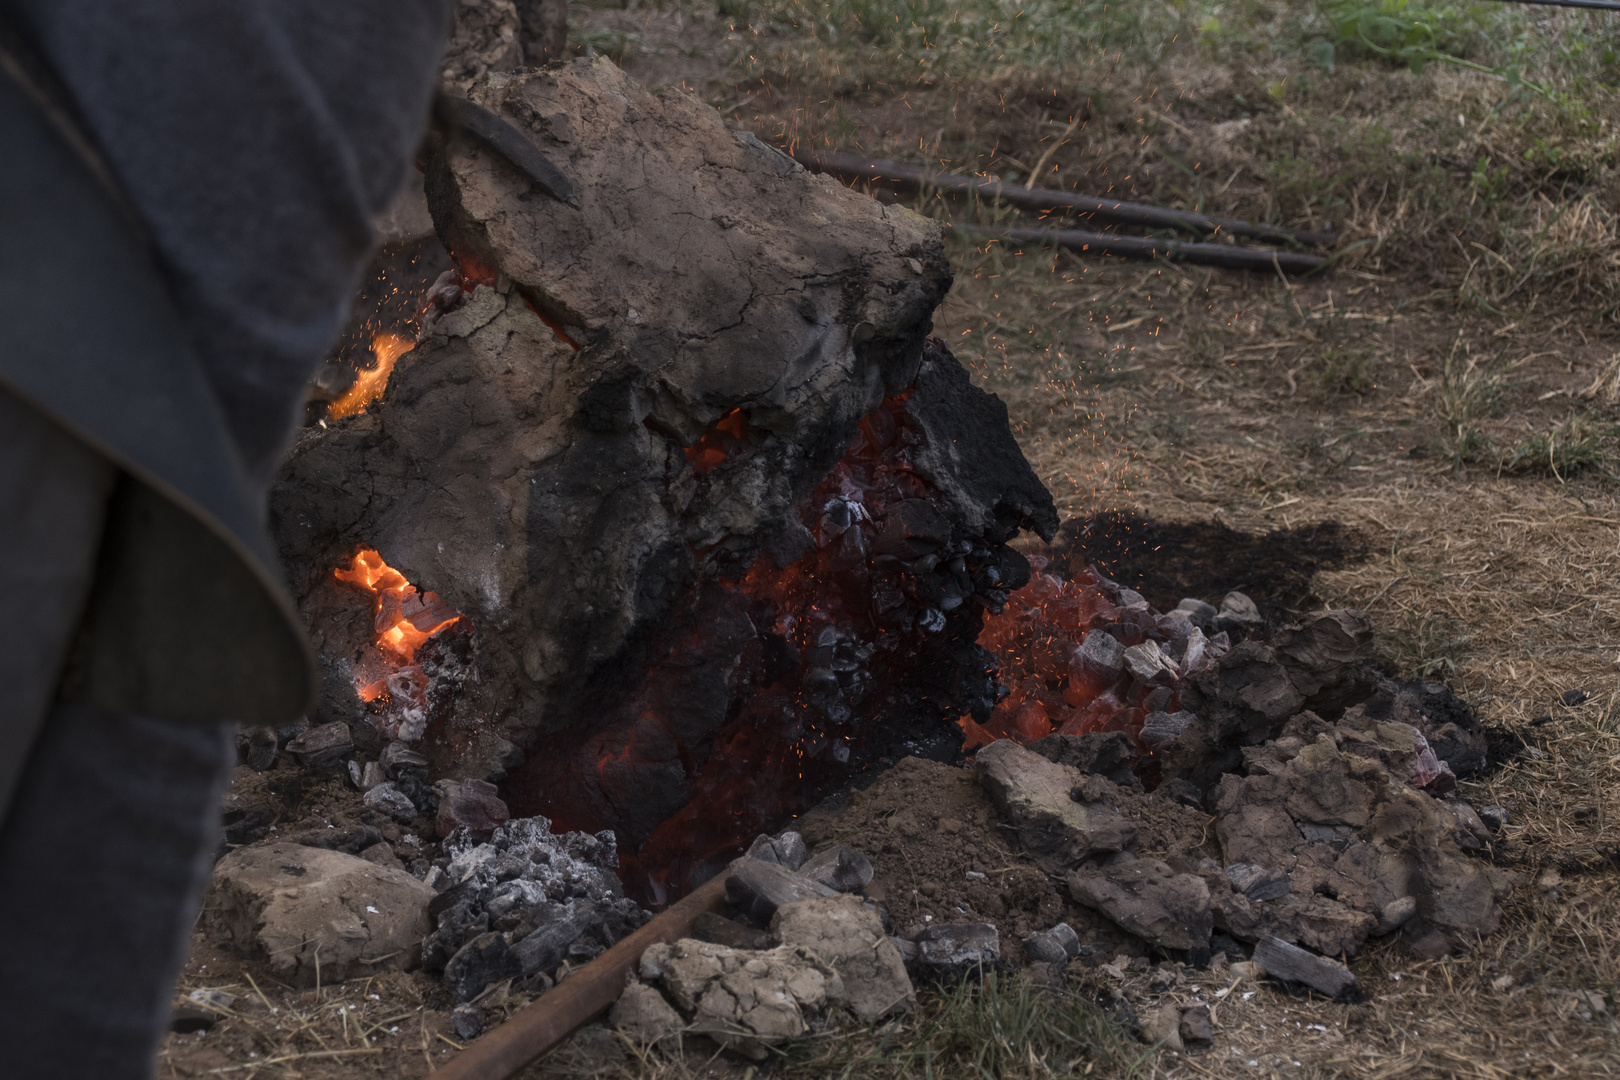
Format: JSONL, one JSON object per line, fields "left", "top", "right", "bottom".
{"left": 421, "top": 816, "right": 648, "bottom": 1003}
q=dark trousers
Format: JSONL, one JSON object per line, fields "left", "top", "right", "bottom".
{"left": 0, "top": 387, "right": 233, "bottom": 1079}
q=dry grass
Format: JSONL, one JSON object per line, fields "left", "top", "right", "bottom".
{"left": 164, "top": 4, "right": 1620, "bottom": 1076}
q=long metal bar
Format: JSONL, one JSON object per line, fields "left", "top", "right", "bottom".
{"left": 1486, "top": 0, "right": 1620, "bottom": 11}
{"left": 791, "top": 147, "right": 1337, "bottom": 248}
{"left": 956, "top": 224, "right": 1328, "bottom": 276}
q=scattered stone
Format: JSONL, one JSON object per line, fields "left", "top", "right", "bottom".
{"left": 1572, "top": 989, "right": 1609, "bottom": 1020}
{"left": 1139, "top": 1001, "right": 1184, "bottom": 1050}
{"left": 772, "top": 894, "right": 914, "bottom": 1021}
{"left": 694, "top": 911, "right": 770, "bottom": 950}
{"left": 640, "top": 939, "right": 842, "bottom": 1059}
{"left": 359, "top": 842, "right": 405, "bottom": 871}
{"left": 1376, "top": 897, "right": 1418, "bottom": 935}
{"left": 1479, "top": 805, "right": 1510, "bottom": 831}
{"left": 975, "top": 739, "right": 1137, "bottom": 874}
{"left": 189, "top": 989, "right": 235, "bottom": 1011}
{"left": 1176, "top": 598, "right": 1218, "bottom": 627}
{"left": 799, "top": 844, "right": 874, "bottom": 894}
{"left": 1252, "top": 936, "right": 1357, "bottom": 1000}
{"left": 435, "top": 778, "right": 510, "bottom": 839}
{"left": 1224, "top": 863, "right": 1290, "bottom": 902}
{"left": 349, "top": 760, "right": 386, "bottom": 792}
{"left": 364, "top": 781, "right": 418, "bottom": 824}
{"left": 1561, "top": 689, "right": 1589, "bottom": 707}
{"left": 1178, "top": 1005, "right": 1214, "bottom": 1048}
{"left": 726, "top": 856, "right": 836, "bottom": 924}
{"left": 285, "top": 721, "right": 354, "bottom": 770}
{"left": 206, "top": 842, "right": 434, "bottom": 986}
{"left": 610, "top": 981, "right": 685, "bottom": 1046}
{"left": 241, "top": 725, "right": 279, "bottom": 771}
{"left": 1123, "top": 640, "right": 1177, "bottom": 684}
{"left": 1068, "top": 856, "right": 1212, "bottom": 951}
{"left": 451, "top": 1003, "right": 485, "bottom": 1041}
{"left": 1217, "top": 592, "right": 1263, "bottom": 629}
{"left": 902, "top": 922, "right": 1001, "bottom": 982}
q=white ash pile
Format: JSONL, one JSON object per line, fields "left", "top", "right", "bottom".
{"left": 423, "top": 817, "right": 649, "bottom": 1008}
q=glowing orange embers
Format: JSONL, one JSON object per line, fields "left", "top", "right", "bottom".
{"left": 684, "top": 409, "right": 752, "bottom": 472}
{"left": 329, "top": 333, "right": 415, "bottom": 420}
{"left": 334, "top": 548, "right": 468, "bottom": 740}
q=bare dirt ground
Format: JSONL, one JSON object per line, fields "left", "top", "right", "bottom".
{"left": 158, "top": 3, "right": 1620, "bottom": 1077}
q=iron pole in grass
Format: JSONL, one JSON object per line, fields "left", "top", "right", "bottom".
{"left": 954, "top": 225, "right": 1330, "bottom": 276}
{"left": 1485, "top": 0, "right": 1620, "bottom": 10}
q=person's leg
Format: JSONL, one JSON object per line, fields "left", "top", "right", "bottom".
{"left": 0, "top": 385, "right": 117, "bottom": 816}
{"left": 0, "top": 387, "right": 233, "bottom": 1078}
{"left": 0, "top": 703, "right": 234, "bottom": 1080}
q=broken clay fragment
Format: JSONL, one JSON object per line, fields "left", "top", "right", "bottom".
{"left": 975, "top": 739, "right": 1137, "bottom": 874}
{"left": 1068, "top": 856, "right": 1213, "bottom": 951}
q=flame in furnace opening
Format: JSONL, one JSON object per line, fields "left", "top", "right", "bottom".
{"left": 329, "top": 333, "right": 415, "bottom": 420}
{"left": 333, "top": 549, "right": 465, "bottom": 703}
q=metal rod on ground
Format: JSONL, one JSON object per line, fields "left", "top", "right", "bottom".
{"left": 432, "top": 872, "right": 730, "bottom": 1080}
{"left": 1486, "top": 0, "right": 1620, "bottom": 10}
{"left": 956, "top": 224, "right": 1329, "bottom": 276}
{"left": 790, "top": 147, "right": 1338, "bottom": 249}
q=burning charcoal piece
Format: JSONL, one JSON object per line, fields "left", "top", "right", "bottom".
{"left": 512, "top": 906, "right": 598, "bottom": 977}
{"left": 1224, "top": 863, "right": 1291, "bottom": 902}
{"left": 693, "top": 911, "right": 769, "bottom": 951}
{"left": 1140, "top": 710, "right": 1198, "bottom": 745}
{"left": 436, "top": 779, "right": 509, "bottom": 839}
{"left": 744, "top": 830, "right": 808, "bottom": 871}
{"left": 798, "top": 844, "right": 874, "bottom": 894}
{"left": 1122, "top": 640, "right": 1177, "bottom": 685}
{"left": 725, "top": 858, "right": 836, "bottom": 925}
{"left": 445, "top": 931, "right": 521, "bottom": 1003}
{"left": 1251, "top": 936, "right": 1358, "bottom": 1000}
{"left": 240, "top": 725, "right": 279, "bottom": 771}
{"left": 873, "top": 499, "right": 953, "bottom": 559}
{"left": 380, "top": 740, "right": 430, "bottom": 780}
{"left": 1022, "top": 929, "right": 1070, "bottom": 965}
{"left": 903, "top": 923, "right": 1001, "bottom": 982}
{"left": 285, "top": 721, "right": 354, "bottom": 770}
{"left": 364, "top": 782, "right": 418, "bottom": 824}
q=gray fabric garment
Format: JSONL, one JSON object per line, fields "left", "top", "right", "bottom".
{"left": 0, "top": 386, "right": 116, "bottom": 820}
{"left": 0, "top": 0, "right": 452, "bottom": 485}
{"left": 0, "top": 702, "right": 233, "bottom": 1080}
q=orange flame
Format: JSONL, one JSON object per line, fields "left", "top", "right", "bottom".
{"left": 329, "top": 333, "right": 415, "bottom": 420}
{"left": 334, "top": 549, "right": 464, "bottom": 666}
